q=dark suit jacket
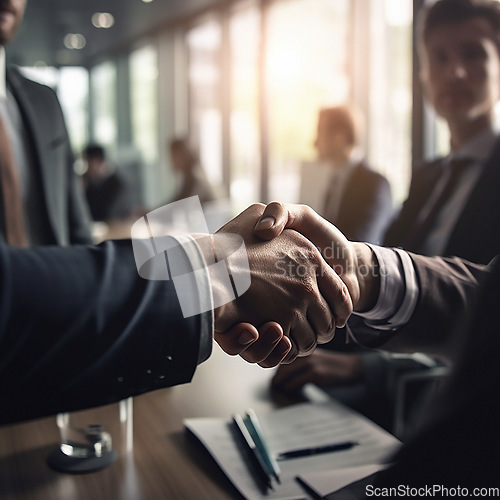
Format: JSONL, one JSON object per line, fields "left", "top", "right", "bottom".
{"left": 377, "top": 255, "right": 499, "bottom": 489}
{"left": 384, "top": 138, "right": 500, "bottom": 264}
{"left": 0, "top": 66, "right": 92, "bottom": 245}
{"left": 331, "top": 255, "right": 498, "bottom": 496}
{"left": 349, "top": 253, "right": 485, "bottom": 357}
{"left": 0, "top": 240, "right": 210, "bottom": 425}
{"left": 325, "top": 162, "right": 393, "bottom": 244}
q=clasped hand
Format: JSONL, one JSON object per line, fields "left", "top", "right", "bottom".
{"left": 210, "top": 203, "right": 372, "bottom": 368}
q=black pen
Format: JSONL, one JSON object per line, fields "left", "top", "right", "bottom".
{"left": 232, "top": 414, "right": 273, "bottom": 491}
{"left": 277, "top": 440, "right": 359, "bottom": 460}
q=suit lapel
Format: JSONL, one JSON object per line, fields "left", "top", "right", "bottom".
{"left": 445, "top": 137, "right": 500, "bottom": 258}
{"left": 7, "top": 68, "right": 59, "bottom": 243}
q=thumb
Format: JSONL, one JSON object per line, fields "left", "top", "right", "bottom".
{"left": 253, "top": 201, "right": 290, "bottom": 240}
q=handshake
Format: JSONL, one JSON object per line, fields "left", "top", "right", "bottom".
{"left": 208, "top": 202, "right": 379, "bottom": 368}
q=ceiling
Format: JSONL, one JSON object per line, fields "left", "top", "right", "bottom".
{"left": 7, "top": 0, "right": 225, "bottom": 68}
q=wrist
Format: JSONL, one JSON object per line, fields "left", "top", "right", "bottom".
{"left": 352, "top": 242, "right": 380, "bottom": 313}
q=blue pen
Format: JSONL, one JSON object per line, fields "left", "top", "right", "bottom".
{"left": 244, "top": 409, "right": 281, "bottom": 484}
{"left": 232, "top": 414, "right": 273, "bottom": 492}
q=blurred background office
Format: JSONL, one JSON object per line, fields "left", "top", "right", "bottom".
{"left": 8, "top": 0, "right": 461, "bottom": 239}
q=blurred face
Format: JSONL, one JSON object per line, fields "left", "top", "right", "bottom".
{"left": 0, "top": 0, "right": 26, "bottom": 45}
{"left": 84, "top": 156, "right": 105, "bottom": 179}
{"left": 420, "top": 17, "right": 500, "bottom": 126}
{"left": 170, "top": 147, "right": 191, "bottom": 172}
{"left": 314, "top": 123, "right": 347, "bottom": 161}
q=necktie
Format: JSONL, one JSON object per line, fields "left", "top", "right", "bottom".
{"left": 403, "top": 158, "right": 471, "bottom": 253}
{"left": 323, "top": 170, "right": 341, "bottom": 222}
{"left": 0, "top": 113, "right": 28, "bottom": 247}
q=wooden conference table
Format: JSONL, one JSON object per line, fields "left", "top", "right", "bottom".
{"left": 0, "top": 345, "right": 296, "bottom": 500}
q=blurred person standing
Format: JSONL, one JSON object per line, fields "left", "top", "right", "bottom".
{"left": 314, "top": 105, "right": 393, "bottom": 243}
{"left": 0, "top": 0, "right": 92, "bottom": 246}
{"left": 272, "top": 0, "right": 500, "bottom": 436}
{"left": 168, "top": 137, "right": 218, "bottom": 205}
{"left": 384, "top": 0, "right": 500, "bottom": 262}
{"left": 82, "top": 143, "right": 132, "bottom": 224}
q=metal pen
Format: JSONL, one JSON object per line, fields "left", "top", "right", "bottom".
{"left": 244, "top": 408, "right": 281, "bottom": 484}
{"left": 232, "top": 414, "right": 273, "bottom": 492}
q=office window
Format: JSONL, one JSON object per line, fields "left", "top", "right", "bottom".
{"left": 265, "top": 0, "right": 351, "bottom": 203}
{"left": 229, "top": 2, "right": 261, "bottom": 210}
{"left": 130, "top": 44, "right": 159, "bottom": 205}
{"left": 20, "top": 65, "right": 59, "bottom": 88}
{"left": 58, "top": 67, "right": 88, "bottom": 153}
{"left": 368, "top": 0, "right": 413, "bottom": 203}
{"left": 186, "top": 18, "right": 223, "bottom": 187}
{"left": 90, "top": 61, "right": 117, "bottom": 149}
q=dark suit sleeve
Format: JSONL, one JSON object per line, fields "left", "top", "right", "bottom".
{"left": 331, "top": 258, "right": 500, "bottom": 490}
{"left": 349, "top": 253, "right": 488, "bottom": 357}
{"left": 383, "top": 254, "right": 486, "bottom": 354}
{"left": 0, "top": 240, "right": 211, "bottom": 425}
{"left": 372, "top": 259, "right": 500, "bottom": 488}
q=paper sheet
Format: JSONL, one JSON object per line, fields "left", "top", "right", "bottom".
{"left": 298, "top": 464, "right": 389, "bottom": 498}
{"left": 184, "top": 400, "right": 400, "bottom": 500}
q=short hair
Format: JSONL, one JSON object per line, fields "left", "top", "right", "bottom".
{"left": 317, "top": 106, "right": 361, "bottom": 146}
{"left": 169, "top": 137, "right": 198, "bottom": 162}
{"left": 419, "top": 0, "right": 500, "bottom": 49}
{"left": 169, "top": 137, "right": 188, "bottom": 152}
{"left": 83, "top": 143, "right": 105, "bottom": 160}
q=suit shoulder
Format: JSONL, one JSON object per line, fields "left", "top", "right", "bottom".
{"left": 7, "top": 65, "right": 58, "bottom": 99}
{"left": 412, "top": 157, "right": 443, "bottom": 176}
{"left": 354, "top": 162, "right": 390, "bottom": 187}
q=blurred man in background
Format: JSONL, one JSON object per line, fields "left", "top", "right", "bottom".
{"left": 313, "top": 105, "right": 393, "bottom": 243}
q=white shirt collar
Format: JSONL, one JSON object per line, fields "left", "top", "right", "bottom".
{"left": 0, "top": 47, "right": 6, "bottom": 100}
{"left": 450, "top": 124, "right": 498, "bottom": 162}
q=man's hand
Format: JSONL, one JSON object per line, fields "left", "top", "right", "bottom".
{"left": 210, "top": 204, "right": 353, "bottom": 364}
{"left": 253, "top": 203, "right": 380, "bottom": 313}
{"left": 271, "top": 350, "right": 364, "bottom": 393}
{"left": 214, "top": 321, "right": 290, "bottom": 368}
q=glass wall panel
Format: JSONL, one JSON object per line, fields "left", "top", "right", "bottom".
{"left": 90, "top": 61, "right": 117, "bottom": 149}
{"left": 130, "top": 44, "right": 159, "bottom": 205}
{"left": 58, "top": 67, "right": 88, "bottom": 153}
{"left": 186, "top": 18, "right": 223, "bottom": 188}
{"left": 229, "top": 2, "right": 260, "bottom": 210}
{"left": 265, "top": 0, "right": 351, "bottom": 203}
{"left": 368, "top": 0, "right": 413, "bottom": 203}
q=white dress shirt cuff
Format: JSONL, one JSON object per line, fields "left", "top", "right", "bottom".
{"left": 170, "top": 234, "right": 214, "bottom": 364}
{"left": 354, "top": 245, "right": 419, "bottom": 331}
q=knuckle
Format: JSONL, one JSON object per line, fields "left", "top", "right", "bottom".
{"left": 250, "top": 202, "right": 265, "bottom": 210}
{"left": 318, "top": 323, "right": 336, "bottom": 344}
{"left": 267, "top": 200, "right": 284, "bottom": 211}
{"left": 291, "top": 331, "right": 317, "bottom": 356}
{"left": 317, "top": 311, "right": 335, "bottom": 342}
{"left": 298, "top": 341, "right": 317, "bottom": 356}
{"left": 340, "top": 282, "right": 353, "bottom": 312}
